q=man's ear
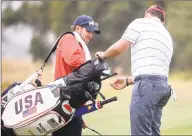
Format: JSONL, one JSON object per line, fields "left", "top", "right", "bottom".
{"left": 76, "top": 25, "right": 81, "bottom": 31}
{"left": 144, "top": 11, "right": 149, "bottom": 17}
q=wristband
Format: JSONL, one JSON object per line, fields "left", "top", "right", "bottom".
{"left": 126, "top": 78, "right": 129, "bottom": 86}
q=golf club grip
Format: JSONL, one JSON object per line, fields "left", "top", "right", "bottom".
{"left": 100, "top": 96, "right": 117, "bottom": 106}
{"left": 101, "top": 73, "right": 117, "bottom": 81}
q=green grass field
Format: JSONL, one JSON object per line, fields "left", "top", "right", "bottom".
{"left": 2, "top": 58, "right": 192, "bottom": 135}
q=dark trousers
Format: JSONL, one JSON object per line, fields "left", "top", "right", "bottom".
{"left": 130, "top": 75, "right": 171, "bottom": 135}
{"left": 52, "top": 116, "right": 82, "bottom": 136}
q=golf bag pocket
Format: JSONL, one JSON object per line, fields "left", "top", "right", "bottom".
{"left": 2, "top": 86, "right": 60, "bottom": 128}
{"left": 1, "top": 84, "right": 77, "bottom": 136}
{"left": 13, "top": 111, "right": 65, "bottom": 136}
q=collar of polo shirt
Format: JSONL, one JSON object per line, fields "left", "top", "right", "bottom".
{"left": 150, "top": 16, "right": 161, "bottom": 22}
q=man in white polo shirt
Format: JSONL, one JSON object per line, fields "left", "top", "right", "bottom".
{"left": 95, "top": 5, "right": 173, "bottom": 135}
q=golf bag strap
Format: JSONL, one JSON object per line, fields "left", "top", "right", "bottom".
{"left": 35, "top": 32, "right": 74, "bottom": 87}
{"left": 44, "top": 32, "right": 74, "bottom": 64}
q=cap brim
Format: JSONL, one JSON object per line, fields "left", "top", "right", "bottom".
{"left": 84, "top": 26, "right": 101, "bottom": 34}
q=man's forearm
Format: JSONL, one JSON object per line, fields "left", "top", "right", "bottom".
{"left": 103, "top": 43, "right": 122, "bottom": 59}
{"left": 103, "top": 39, "right": 131, "bottom": 59}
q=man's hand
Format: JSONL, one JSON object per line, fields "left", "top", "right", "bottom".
{"left": 82, "top": 120, "right": 87, "bottom": 129}
{"left": 37, "top": 68, "right": 43, "bottom": 81}
{"left": 95, "top": 51, "right": 105, "bottom": 59}
{"left": 110, "top": 77, "right": 127, "bottom": 90}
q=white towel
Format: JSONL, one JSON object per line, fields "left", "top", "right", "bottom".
{"left": 73, "top": 31, "right": 91, "bottom": 61}
{"left": 52, "top": 32, "right": 91, "bottom": 74}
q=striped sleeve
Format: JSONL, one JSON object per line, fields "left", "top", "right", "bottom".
{"left": 121, "top": 19, "right": 141, "bottom": 44}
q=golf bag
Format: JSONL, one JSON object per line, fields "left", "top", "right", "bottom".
{"left": 1, "top": 58, "right": 117, "bottom": 136}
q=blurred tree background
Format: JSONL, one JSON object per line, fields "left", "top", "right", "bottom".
{"left": 2, "top": 1, "right": 192, "bottom": 75}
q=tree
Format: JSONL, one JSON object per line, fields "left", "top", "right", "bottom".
{"left": 2, "top": 1, "right": 192, "bottom": 73}
{"left": 29, "top": 35, "right": 50, "bottom": 61}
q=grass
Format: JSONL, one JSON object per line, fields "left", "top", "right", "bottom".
{"left": 2, "top": 58, "right": 192, "bottom": 135}
{"left": 2, "top": 58, "right": 54, "bottom": 91}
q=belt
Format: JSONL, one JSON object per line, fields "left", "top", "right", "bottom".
{"left": 134, "top": 75, "right": 167, "bottom": 82}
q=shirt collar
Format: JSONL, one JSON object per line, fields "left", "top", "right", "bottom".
{"left": 150, "top": 17, "right": 161, "bottom": 22}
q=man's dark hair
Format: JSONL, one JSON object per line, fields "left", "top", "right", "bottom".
{"left": 147, "top": 5, "right": 165, "bottom": 22}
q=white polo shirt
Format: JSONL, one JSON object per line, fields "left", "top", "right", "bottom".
{"left": 121, "top": 17, "right": 173, "bottom": 78}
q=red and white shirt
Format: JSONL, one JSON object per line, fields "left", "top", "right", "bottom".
{"left": 54, "top": 33, "right": 86, "bottom": 80}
